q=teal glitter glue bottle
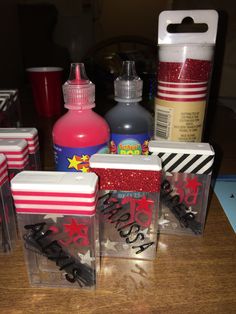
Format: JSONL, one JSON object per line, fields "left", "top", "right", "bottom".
{"left": 105, "top": 61, "right": 153, "bottom": 155}
{"left": 53, "top": 63, "right": 110, "bottom": 172}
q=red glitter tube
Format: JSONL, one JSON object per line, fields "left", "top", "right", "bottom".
{"left": 90, "top": 154, "right": 162, "bottom": 260}
{"left": 155, "top": 10, "right": 218, "bottom": 142}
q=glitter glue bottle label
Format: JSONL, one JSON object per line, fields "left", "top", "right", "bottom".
{"left": 54, "top": 143, "right": 109, "bottom": 172}
{"left": 110, "top": 133, "right": 150, "bottom": 155}
{"left": 155, "top": 10, "right": 218, "bottom": 142}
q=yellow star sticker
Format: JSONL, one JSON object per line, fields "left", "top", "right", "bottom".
{"left": 81, "top": 166, "right": 89, "bottom": 173}
{"left": 81, "top": 155, "right": 89, "bottom": 162}
{"left": 67, "top": 155, "right": 81, "bottom": 170}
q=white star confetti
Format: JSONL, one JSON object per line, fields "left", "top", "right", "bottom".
{"left": 43, "top": 214, "right": 64, "bottom": 222}
{"left": 158, "top": 216, "right": 170, "bottom": 225}
{"left": 185, "top": 206, "right": 198, "bottom": 215}
{"left": 78, "top": 251, "right": 95, "bottom": 266}
{"left": 141, "top": 228, "right": 149, "bottom": 236}
{"left": 122, "top": 243, "right": 130, "bottom": 250}
{"left": 102, "top": 239, "right": 117, "bottom": 251}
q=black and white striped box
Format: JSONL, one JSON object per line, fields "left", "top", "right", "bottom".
{"left": 149, "top": 141, "right": 215, "bottom": 236}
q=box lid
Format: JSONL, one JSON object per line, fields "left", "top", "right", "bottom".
{"left": 0, "top": 128, "right": 39, "bottom": 153}
{"left": 149, "top": 141, "right": 214, "bottom": 174}
{"left": 11, "top": 171, "right": 98, "bottom": 215}
{"left": 0, "top": 139, "right": 28, "bottom": 152}
{"left": 90, "top": 154, "right": 162, "bottom": 171}
{"left": 0, "top": 139, "right": 29, "bottom": 169}
{"left": 0, "top": 128, "right": 38, "bottom": 139}
{"left": 149, "top": 141, "right": 214, "bottom": 155}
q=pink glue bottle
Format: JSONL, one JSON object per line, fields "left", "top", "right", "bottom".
{"left": 52, "top": 63, "right": 110, "bottom": 172}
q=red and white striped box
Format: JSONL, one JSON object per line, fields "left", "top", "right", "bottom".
{"left": 0, "top": 139, "right": 29, "bottom": 179}
{"left": 11, "top": 171, "right": 99, "bottom": 289}
{"left": 0, "top": 154, "right": 17, "bottom": 253}
{"left": 149, "top": 140, "right": 215, "bottom": 236}
{"left": 90, "top": 154, "right": 162, "bottom": 260}
{"left": 0, "top": 128, "right": 41, "bottom": 170}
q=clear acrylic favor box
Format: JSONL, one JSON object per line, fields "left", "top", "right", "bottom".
{"left": 0, "top": 139, "right": 29, "bottom": 179}
{"left": 90, "top": 154, "right": 162, "bottom": 260}
{"left": 0, "top": 154, "right": 17, "bottom": 253}
{"left": 11, "top": 171, "right": 99, "bottom": 289}
{"left": 149, "top": 141, "right": 215, "bottom": 235}
{"left": 0, "top": 128, "right": 41, "bottom": 170}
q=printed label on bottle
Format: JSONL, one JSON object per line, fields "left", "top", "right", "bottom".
{"left": 110, "top": 133, "right": 150, "bottom": 155}
{"left": 154, "top": 98, "right": 206, "bottom": 142}
{"left": 54, "top": 143, "right": 109, "bottom": 172}
{"left": 155, "top": 59, "right": 211, "bottom": 142}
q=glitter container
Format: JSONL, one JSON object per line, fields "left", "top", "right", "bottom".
{"left": 11, "top": 171, "right": 99, "bottom": 289}
{"left": 155, "top": 10, "right": 218, "bottom": 142}
{"left": 0, "top": 139, "right": 29, "bottom": 179}
{"left": 0, "top": 128, "right": 41, "bottom": 170}
{"left": 149, "top": 140, "right": 215, "bottom": 236}
{"left": 90, "top": 154, "right": 162, "bottom": 260}
{"left": 0, "top": 154, "right": 17, "bottom": 253}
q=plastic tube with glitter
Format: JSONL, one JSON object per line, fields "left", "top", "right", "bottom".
{"left": 90, "top": 154, "right": 162, "bottom": 260}
{"left": 0, "top": 128, "right": 41, "bottom": 170}
{"left": 0, "top": 139, "right": 29, "bottom": 179}
{"left": 149, "top": 140, "right": 215, "bottom": 236}
{"left": 0, "top": 154, "right": 17, "bottom": 253}
{"left": 155, "top": 10, "right": 218, "bottom": 142}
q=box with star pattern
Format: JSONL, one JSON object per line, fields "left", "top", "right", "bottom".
{"left": 10, "top": 171, "right": 99, "bottom": 289}
{"left": 90, "top": 154, "right": 162, "bottom": 260}
{"left": 149, "top": 141, "right": 215, "bottom": 236}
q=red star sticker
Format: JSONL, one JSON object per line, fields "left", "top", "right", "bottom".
{"left": 185, "top": 177, "right": 202, "bottom": 193}
{"left": 136, "top": 196, "right": 154, "bottom": 213}
{"left": 63, "top": 219, "right": 85, "bottom": 237}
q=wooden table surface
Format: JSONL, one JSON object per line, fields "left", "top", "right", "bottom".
{"left": 0, "top": 102, "right": 235, "bottom": 314}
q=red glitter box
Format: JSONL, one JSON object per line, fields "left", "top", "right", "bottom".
{"left": 90, "top": 154, "right": 162, "bottom": 260}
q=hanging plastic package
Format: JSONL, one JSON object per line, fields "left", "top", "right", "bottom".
{"left": 154, "top": 10, "right": 218, "bottom": 142}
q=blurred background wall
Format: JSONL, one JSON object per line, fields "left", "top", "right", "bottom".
{"left": 0, "top": 0, "right": 235, "bottom": 104}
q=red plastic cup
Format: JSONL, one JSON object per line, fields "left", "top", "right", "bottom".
{"left": 27, "top": 67, "right": 63, "bottom": 118}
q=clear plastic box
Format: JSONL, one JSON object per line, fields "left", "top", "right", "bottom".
{"left": 90, "top": 154, "right": 162, "bottom": 260}
{"left": 149, "top": 140, "right": 215, "bottom": 235}
{"left": 11, "top": 171, "right": 99, "bottom": 289}
{"left": 0, "top": 128, "right": 41, "bottom": 170}
{"left": 0, "top": 154, "right": 17, "bottom": 253}
{"left": 0, "top": 139, "right": 29, "bottom": 179}
{"left": 0, "top": 89, "right": 21, "bottom": 127}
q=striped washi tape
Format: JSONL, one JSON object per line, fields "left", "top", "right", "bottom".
{"left": 149, "top": 141, "right": 215, "bottom": 174}
{"left": 157, "top": 81, "right": 208, "bottom": 102}
{"left": 157, "top": 152, "right": 214, "bottom": 174}
{"left": 11, "top": 171, "right": 98, "bottom": 215}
